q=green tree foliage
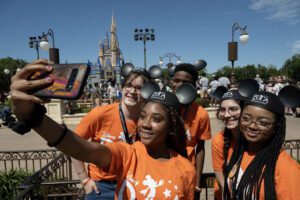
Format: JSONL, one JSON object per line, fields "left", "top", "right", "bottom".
{"left": 280, "top": 54, "right": 300, "bottom": 82}
{"left": 0, "top": 57, "right": 28, "bottom": 92}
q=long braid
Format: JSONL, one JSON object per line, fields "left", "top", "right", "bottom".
{"left": 222, "top": 127, "right": 232, "bottom": 172}
{"left": 224, "top": 115, "right": 286, "bottom": 200}
{"left": 167, "top": 106, "right": 187, "bottom": 158}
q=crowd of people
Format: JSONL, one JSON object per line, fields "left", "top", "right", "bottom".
{"left": 4, "top": 59, "right": 300, "bottom": 199}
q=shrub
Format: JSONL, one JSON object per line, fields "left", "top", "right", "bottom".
{"left": 195, "top": 98, "right": 211, "bottom": 108}
{"left": 0, "top": 169, "right": 31, "bottom": 200}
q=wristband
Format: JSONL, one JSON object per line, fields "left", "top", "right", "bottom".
{"left": 81, "top": 178, "right": 90, "bottom": 186}
{"left": 195, "top": 186, "right": 202, "bottom": 192}
{"left": 47, "top": 124, "right": 68, "bottom": 147}
{"left": 11, "top": 104, "right": 47, "bottom": 135}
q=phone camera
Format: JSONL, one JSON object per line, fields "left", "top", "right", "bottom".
{"left": 66, "top": 69, "right": 78, "bottom": 91}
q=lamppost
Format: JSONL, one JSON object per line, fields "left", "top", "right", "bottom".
{"left": 29, "top": 29, "right": 60, "bottom": 64}
{"left": 134, "top": 28, "right": 155, "bottom": 69}
{"left": 29, "top": 36, "right": 40, "bottom": 59}
{"left": 39, "top": 29, "right": 60, "bottom": 64}
{"left": 4, "top": 68, "right": 11, "bottom": 91}
{"left": 228, "top": 22, "right": 249, "bottom": 88}
{"left": 158, "top": 52, "right": 182, "bottom": 68}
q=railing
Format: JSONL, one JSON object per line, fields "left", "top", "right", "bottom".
{"left": 0, "top": 150, "right": 60, "bottom": 173}
{"left": 283, "top": 139, "right": 300, "bottom": 161}
{"left": 1, "top": 139, "right": 299, "bottom": 199}
{"left": 14, "top": 153, "right": 81, "bottom": 199}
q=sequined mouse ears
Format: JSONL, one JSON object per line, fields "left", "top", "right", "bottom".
{"left": 120, "top": 63, "right": 162, "bottom": 79}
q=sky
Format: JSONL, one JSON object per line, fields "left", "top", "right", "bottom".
{"left": 0, "top": 0, "right": 300, "bottom": 73}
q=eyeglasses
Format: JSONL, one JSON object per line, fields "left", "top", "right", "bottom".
{"left": 171, "top": 78, "right": 193, "bottom": 85}
{"left": 219, "top": 106, "right": 240, "bottom": 116}
{"left": 240, "top": 115, "right": 275, "bottom": 130}
{"left": 124, "top": 83, "right": 142, "bottom": 94}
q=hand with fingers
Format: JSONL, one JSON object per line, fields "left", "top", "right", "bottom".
{"left": 10, "top": 59, "right": 54, "bottom": 121}
{"left": 81, "top": 178, "right": 100, "bottom": 194}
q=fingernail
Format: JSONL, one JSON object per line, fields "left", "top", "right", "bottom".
{"left": 45, "top": 77, "right": 53, "bottom": 82}
{"left": 46, "top": 65, "right": 52, "bottom": 71}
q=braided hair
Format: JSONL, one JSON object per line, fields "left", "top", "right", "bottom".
{"left": 167, "top": 106, "right": 187, "bottom": 158}
{"left": 223, "top": 113, "right": 286, "bottom": 200}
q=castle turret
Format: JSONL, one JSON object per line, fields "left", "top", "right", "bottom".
{"left": 110, "top": 13, "right": 118, "bottom": 68}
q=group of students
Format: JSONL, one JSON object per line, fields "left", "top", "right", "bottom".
{"left": 212, "top": 86, "right": 300, "bottom": 199}
{"left": 8, "top": 59, "right": 300, "bottom": 199}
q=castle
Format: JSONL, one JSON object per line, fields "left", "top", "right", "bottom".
{"left": 89, "top": 13, "right": 124, "bottom": 86}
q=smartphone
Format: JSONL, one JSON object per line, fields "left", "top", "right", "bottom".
{"left": 30, "top": 63, "right": 90, "bottom": 100}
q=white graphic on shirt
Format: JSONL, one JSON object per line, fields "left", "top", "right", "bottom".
{"left": 118, "top": 179, "right": 136, "bottom": 200}
{"left": 163, "top": 188, "right": 171, "bottom": 198}
{"left": 99, "top": 133, "right": 116, "bottom": 144}
{"left": 140, "top": 175, "right": 164, "bottom": 199}
{"left": 186, "top": 129, "right": 191, "bottom": 142}
{"left": 99, "top": 131, "right": 135, "bottom": 144}
{"left": 118, "top": 173, "right": 181, "bottom": 199}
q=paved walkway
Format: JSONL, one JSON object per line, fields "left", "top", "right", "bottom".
{"left": 1, "top": 115, "right": 299, "bottom": 174}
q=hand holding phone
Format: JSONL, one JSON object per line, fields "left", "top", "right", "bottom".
{"left": 29, "top": 63, "right": 90, "bottom": 100}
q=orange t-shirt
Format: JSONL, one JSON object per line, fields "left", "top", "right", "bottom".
{"left": 75, "top": 103, "right": 137, "bottom": 181}
{"left": 228, "top": 150, "right": 300, "bottom": 200}
{"left": 105, "top": 141, "right": 196, "bottom": 200}
{"left": 184, "top": 102, "right": 211, "bottom": 164}
{"left": 211, "top": 130, "right": 235, "bottom": 200}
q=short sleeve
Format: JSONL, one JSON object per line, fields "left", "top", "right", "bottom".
{"left": 197, "top": 107, "right": 212, "bottom": 141}
{"left": 104, "top": 142, "right": 133, "bottom": 176}
{"left": 275, "top": 152, "right": 300, "bottom": 200}
{"left": 75, "top": 107, "right": 101, "bottom": 140}
{"left": 212, "top": 132, "right": 224, "bottom": 171}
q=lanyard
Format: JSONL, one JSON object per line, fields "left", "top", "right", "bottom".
{"left": 119, "top": 103, "right": 133, "bottom": 144}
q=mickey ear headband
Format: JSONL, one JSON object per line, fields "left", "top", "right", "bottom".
{"left": 121, "top": 63, "right": 162, "bottom": 79}
{"left": 238, "top": 78, "right": 260, "bottom": 98}
{"left": 140, "top": 82, "right": 197, "bottom": 111}
{"left": 212, "top": 78, "right": 260, "bottom": 101}
{"left": 168, "top": 59, "right": 207, "bottom": 77}
{"left": 278, "top": 85, "right": 300, "bottom": 108}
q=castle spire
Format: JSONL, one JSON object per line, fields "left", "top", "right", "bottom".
{"left": 111, "top": 12, "right": 116, "bottom": 33}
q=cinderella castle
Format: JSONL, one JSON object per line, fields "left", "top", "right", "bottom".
{"left": 89, "top": 13, "right": 124, "bottom": 86}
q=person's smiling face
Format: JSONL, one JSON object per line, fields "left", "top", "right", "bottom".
{"left": 171, "top": 71, "right": 194, "bottom": 92}
{"left": 122, "top": 75, "right": 144, "bottom": 107}
{"left": 219, "top": 99, "right": 241, "bottom": 130}
{"left": 240, "top": 105, "right": 276, "bottom": 145}
{"left": 138, "top": 102, "right": 171, "bottom": 149}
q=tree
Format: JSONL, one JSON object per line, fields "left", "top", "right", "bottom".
{"left": 281, "top": 54, "right": 300, "bottom": 82}
{"left": 0, "top": 57, "right": 28, "bottom": 92}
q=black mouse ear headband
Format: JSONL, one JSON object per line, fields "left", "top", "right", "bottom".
{"left": 278, "top": 85, "right": 300, "bottom": 108}
{"left": 121, "top": 63, "right": 163, "bottom": 80}
{"left": 141, "top": 82, "right": 197, "bottom": 107}
{"left": 167, "top": 59, "right": 207, "bottom": 77}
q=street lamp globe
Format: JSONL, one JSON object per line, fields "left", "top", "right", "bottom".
{"left": 239, "top": 32, "right": 249, "bottom": 44}
{"left": 176, "top": 59, "right": 182, "bottom": 65}
{"left": 4, "top": 68, "right": 10, "bottom": 75}
{"left": 158, "top": 57, "right": 164, "bottom": 66}
{"left": 40, "top": 40, "right": 51, "bottom": 51}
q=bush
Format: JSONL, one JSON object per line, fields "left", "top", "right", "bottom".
{"left": 0, "top": 169, "right": 31, "bottom": 200}
{"left": 195, "top": 98, "right": 211, "bottom": 108}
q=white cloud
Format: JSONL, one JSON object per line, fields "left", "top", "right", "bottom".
{"left": 291, "top": 40, "right": 300, "bottom": 54}
{"left": 249, "top": 0, "right": 300, "bottom": 25}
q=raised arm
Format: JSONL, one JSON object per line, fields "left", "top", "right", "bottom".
{"left": 10, "top": 59, "right": 112, "bottom": 168}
